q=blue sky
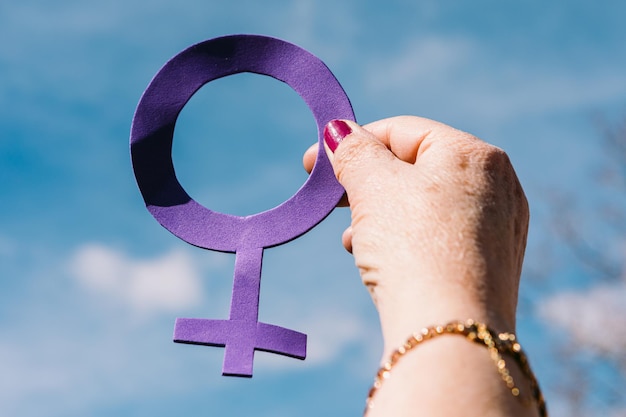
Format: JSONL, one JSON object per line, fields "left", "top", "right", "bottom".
{"left": 2, "top": 1, "right": 626, "bottom": 416}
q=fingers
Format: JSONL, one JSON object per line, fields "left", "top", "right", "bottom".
{"left": 342, "top": 226, "right": 353, "bottom": 253}
{"left": 363, "top": 116, "right": 476, "bottom": 164}
{"left": 302, "top": 143, "right": 350, "bottom": 206}
{"left": 302, "top": 143, "right": 317, "bottom": 174}
{"left": 305, "top": 116, "right": 470, "bottom": 174}
{"left": 322, "top": 120, "right": 397, "bottom": 194}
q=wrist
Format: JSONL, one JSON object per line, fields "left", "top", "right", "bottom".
{"left": 372, "top": 278, "right": 516, "bottom": 360}
{"left": 366, "top": 321, "right": 543, "bottom": 417}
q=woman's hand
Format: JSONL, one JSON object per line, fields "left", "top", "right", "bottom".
{"left": 304, "top": 116, "right": 536, "bottom": 417}
{"left": 303, "top": 116, "right": 529, "bottom": 358}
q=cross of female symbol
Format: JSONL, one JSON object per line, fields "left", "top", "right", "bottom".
{"left": 174, "top": 247, "right": 307, "bottom": 377}
{"left": 130, "top": 35, "right": 355, "bottom": 377}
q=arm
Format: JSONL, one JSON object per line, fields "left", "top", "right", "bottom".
{"left": 304, "top": 116, "right": 541, "bottom": 417}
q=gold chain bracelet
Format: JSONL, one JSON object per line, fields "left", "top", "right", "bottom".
{"left": 365, "top": 320, "right": 547, "bottom": 417}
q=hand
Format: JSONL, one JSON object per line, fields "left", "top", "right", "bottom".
{"left": 303, "top": 116, "right": 529, "bottom": 356}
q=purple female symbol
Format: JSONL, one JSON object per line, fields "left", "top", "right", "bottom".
{"left": 130, "top": 35, "right": 355, "bottom": 377}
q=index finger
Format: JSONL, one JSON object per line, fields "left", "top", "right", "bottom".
{"left": 363, "top": 116, "right": 470, "bottom": 164}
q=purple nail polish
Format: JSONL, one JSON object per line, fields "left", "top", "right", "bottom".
{"left": 324, "top": 120, "right": 352, "bottom": 152}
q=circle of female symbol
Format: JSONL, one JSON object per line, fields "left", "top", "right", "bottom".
{"left": 130, "top": 35, "right": 355, "bottom": 377}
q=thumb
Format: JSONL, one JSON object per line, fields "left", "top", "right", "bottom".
{"left": 323, "top": 119, "right": 396, "bottom": 194}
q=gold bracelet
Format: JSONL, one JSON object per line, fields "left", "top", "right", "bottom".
{"left": 365, "top": 320, "right": 547, "bottom": 417}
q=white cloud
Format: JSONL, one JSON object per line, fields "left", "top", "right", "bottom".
{"left": 305, "top": 310, "right": 370, "bottom": 365}
{"left": 365, "top": 36, "right": 473, "bottom": 92}
{"left": 0, "top": 305, "right": 219, "bottom": 417}
{"left": 537, "top": 280, "right": 626, "bottom": 357}
{"left": 472, "top": 70, "right": 626, "bottom": 121}
{"left": 547, "top": 400, "right": 626, "bottom": 417}
{"left": 69, "top": 244, "right": 203, "bottom": 314}
{"left": 0, "top": 234, "right": 16, "bottom": 258}
{"left": 611, "top": 408, "right": 626, "bottom": 417}
{"left": 255, "top": 309, "right": 373, "bottom": 372}
{"left": 363, "top": 35, "right": 626, "bottom": 125}
{"left": 0, "top": 242, "right": 225, "bottom": 417}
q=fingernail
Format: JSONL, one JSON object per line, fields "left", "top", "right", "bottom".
{"left": 324, "top": 120, "right": 352, "bottom": 153}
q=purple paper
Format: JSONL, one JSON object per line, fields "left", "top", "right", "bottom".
{"left": 130, "top": 34, "right": 355, "bottom": 377}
